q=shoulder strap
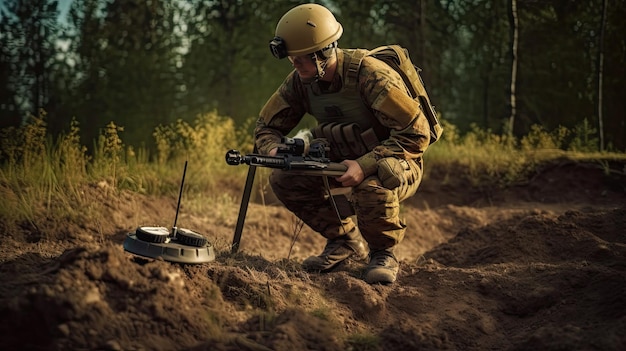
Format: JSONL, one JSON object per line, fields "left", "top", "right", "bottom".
{"left": 357, "top": 44, "right": 444, "bottom": 144}
{"left": 344, "top": 48, "right": 368, "bottom": 89}
{"left": 369, "top": 45, "right": 420, "bottom": 98}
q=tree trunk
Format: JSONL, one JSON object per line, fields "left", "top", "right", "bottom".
{"left": 597, "top": 0, "right": 607, "bottom": 151}
{"left": 508, "top": 0, "right": 519, "bottom": 136}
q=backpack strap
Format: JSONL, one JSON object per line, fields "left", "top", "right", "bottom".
{"left": 369, "top": 45, "right": 444, "bottom": 144}
{"left": 369, "top": 45, "right": 418, "bottom": 98}
{"left": 344, "top": 48, "right": 368, "bottom": 89}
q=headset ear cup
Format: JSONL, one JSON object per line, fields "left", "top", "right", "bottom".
{"left": 269, "top": 36, "right": 288, "bottom": 59}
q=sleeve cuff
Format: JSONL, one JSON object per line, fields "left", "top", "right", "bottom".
{"left": 356, "top": 151, "right": 378, "bottom": 177}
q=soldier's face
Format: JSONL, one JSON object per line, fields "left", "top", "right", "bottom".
{"left": 289, "top": 54, "right": 317, "bottom": 79}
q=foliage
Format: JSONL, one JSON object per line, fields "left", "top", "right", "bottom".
{"left": 151, "top": 111, "right": 254, "bottom": 195}
{"left": 569, "top": 119, "right": 599, "bottom": 153}
{"left": 0, "top": 0, "right": 624, "bottom": 152}
{"left": 346, "top": 332, "right": 381, "bottom": 351}
{"left": 2, "top": 107, "right": 622, "bottom": 235}
{"left": 0, "top": 2, "right": 625, "bottom": 227}
{"left": 0, "top": 110, "right": 88, "bottom": 227}
{"left": 423, "top": 117, "right": 617, "bottom": 189}
{"left": 0, "top": 110, "right": 251, "bottom": 225}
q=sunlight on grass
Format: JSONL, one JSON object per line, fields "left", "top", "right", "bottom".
{"left": 0, "top": 110, "right": 252, "bottom": 232}
{"left": 0, "top": 110, "right": 623, "bottom": 233}
{"left": 423, "top": 119, "right": 624, "bottom": 188}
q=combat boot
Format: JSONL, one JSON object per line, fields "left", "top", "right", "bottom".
{"left": 364, "top": 248, "right": 399, "bottom": 284}
{"left": 302, "top": 229, "right": 367, "bottom": 272}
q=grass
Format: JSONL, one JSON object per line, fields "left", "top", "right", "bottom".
{"left": 0, "top": 112, "right": 623, "bottom": 349}
{"left": 346, "top": 333, "right": 382, "bottom": 351}
{"left": 0, "top": 110, "right": 624, "bottom": 232}
{"left": 423, "top": 119, "right": 625, "bottom": 188}
{"left": 0, "top": 110, "right": 253, "bottom": 234}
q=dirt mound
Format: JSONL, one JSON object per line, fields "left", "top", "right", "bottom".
{"left": 0, "top": 160, "right": 625, "bottom": 350}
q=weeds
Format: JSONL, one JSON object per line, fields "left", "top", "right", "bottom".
{"left": 0, "top": 110, "right": 250, "bottom": 235}
{"left": 0, "top": 109, "right": 623, "bottom": 237}
{"left": 346, "top": 332, "right": 381, "bottom": 351}
{"left": 287, "top": 216, "right": 305, "bottom": 260}
{"left": 423, "top": 119, "right": 620, "bottom": 189}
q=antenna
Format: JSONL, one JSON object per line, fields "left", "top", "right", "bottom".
{"left": 124, "top": 159, "right": 215, "bottom": 263}
{"left": 172, "top": 160, "right": 188, "bottom": 236}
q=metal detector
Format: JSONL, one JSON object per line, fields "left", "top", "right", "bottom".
{"left": 123, "top": 161, "right": 215, "bottom": 263}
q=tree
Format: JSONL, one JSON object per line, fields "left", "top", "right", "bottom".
{"left": 596, "top": 0, "right": 607, "bottom": 151}
{"left": 180, "top": 0, "right": 290, "bottom": 124}
{"left": 0, "top": 2, "right": 22, "bottom": 128}
{"left": 601, "top": 0, "right": 626, "bottom": 150}
{"left": 68, "top": 0, "right": 184, "bottom": 148}
{"left": 0, "top": 0, "right": 60, "bottom": 128}
{"left": 508, "top": 0, "right": 518, "bottom": 136}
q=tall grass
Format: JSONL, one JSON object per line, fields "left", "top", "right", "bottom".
{"left": 0, "top": 110, "right": 85, "bottom": 226}
{"left": 0, "top": 110, "right": 622, "bottom": 231}
{"left": 423, "top": 119, "right": 622, "bottom": 187}
{"left": 0, "top": 110, "right": 253, "bottom": 227}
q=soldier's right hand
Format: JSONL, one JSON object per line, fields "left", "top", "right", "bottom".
{"left": 336, "top": 160, "right": 364, "bottom": 187}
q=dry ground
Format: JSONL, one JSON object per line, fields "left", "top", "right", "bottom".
{"left": 1, "top": 160, "right": 625, "bottom": 350}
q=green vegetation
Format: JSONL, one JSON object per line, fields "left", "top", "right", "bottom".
{"left": 425, "top": 118, "right": 623, "bottom": 188}
{"left": 346, "top": 332, "right": 381, "bottom": 351}
{"left": 0, "top": 110, "right": 253, "bottom": 226}
{"left": 1, "top": 111, "right": 623, "bottom": 232}
{"left": 1, "top": 1, "right": 624, "bottom": 151}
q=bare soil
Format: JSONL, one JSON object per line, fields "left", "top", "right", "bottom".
{"left": 1, "top": 160, "right": 625, "bottom": 351}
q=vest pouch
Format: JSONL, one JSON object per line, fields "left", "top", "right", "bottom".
{"left": 330, "top": 124, "right": 353, "bottom": 158}
{"left": 360, "top": 127, "right": 382, "bottom": 151}
{"left": 316, "top": 123, "right": 341, "bottom": 160}
{"left": 343, "top": 123, "right": 368, "bottom": 156}
{"left": 313, "top": 122, "right": 382, "bottom": 160}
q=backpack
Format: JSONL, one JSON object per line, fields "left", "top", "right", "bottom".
{"left": 345, "top": 45, "right": 443, "bottom": 144}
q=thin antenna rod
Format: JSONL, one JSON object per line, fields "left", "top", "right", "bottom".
{"left": 173, "top": 160, "right": 188, "bottom": 230}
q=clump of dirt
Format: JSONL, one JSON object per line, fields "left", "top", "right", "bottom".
{"left": 0, "top": 159, "right": 625, "bottom": 350}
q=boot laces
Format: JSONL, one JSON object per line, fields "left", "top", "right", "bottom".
{"left": 321, "top": 236, "right": 349, "bottom": 256}
{"left": 370, "top": 250, "right": 397, "bottom": 267}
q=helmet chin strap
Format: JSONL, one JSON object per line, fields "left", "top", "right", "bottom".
{"left": 313, "top": 46, "right": 335, "bottom": 80}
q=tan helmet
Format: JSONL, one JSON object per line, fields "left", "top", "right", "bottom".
{"left": 269, "top": 4, "right": 343, "bottom": 59}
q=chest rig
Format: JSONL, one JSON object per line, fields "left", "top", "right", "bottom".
{"left": 305, "top": 49, "right": 389, "bottom": 161}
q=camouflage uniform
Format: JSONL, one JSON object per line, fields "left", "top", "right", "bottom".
{"left": 255, "top": 48, "right": 430, "bottom": 251}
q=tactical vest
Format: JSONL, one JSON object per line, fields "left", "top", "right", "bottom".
{"left": 306, "top": 50, "right": 389, "bottom": 160}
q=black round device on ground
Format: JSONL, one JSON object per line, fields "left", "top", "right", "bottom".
{"left": 135, "top": 226, "right": 170, "bottom": 243}
{"left": 122, "top": 162, "right": 215, "bottom": 264}
{"left": 175, "top": 228, "right": 208, "bottom": 247}
{"left": 123, "top": 226, "right": 215, "bottom": 264}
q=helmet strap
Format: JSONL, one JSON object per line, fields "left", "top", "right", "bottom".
{"left": 313, "top": 45, "right": 336, "bottom": 80}
{"left": 313, "top": 53, "right": 327, "bottom": 79}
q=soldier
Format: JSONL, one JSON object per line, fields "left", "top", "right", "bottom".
{"left": 255, "top": 4, "right": 431, "bottom": 284}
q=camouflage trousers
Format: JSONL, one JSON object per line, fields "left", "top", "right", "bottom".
{"left": 269, "top": 158, "right": 422, "bottom": 251}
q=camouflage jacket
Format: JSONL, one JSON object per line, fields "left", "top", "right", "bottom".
{"left": 255, "top": 48, "right": 431, "bottom": 177}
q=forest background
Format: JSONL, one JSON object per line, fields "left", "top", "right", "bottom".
{"left": 0, "top": 0, "right": 624, "bottom": 153}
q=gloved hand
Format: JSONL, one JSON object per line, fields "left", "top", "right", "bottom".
{"left": 377, "top": 157, "right": 414, "bottom": 189}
